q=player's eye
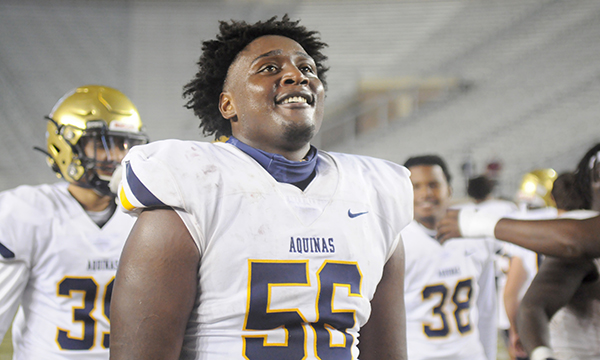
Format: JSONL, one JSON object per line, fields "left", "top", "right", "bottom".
{"left": 259, "top": 64, "right": 278, "bottom": 73}
{"left": 299, "top": 65, "right": 315, "bottom": 74}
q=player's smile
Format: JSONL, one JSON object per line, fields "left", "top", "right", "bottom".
{"left": 275, "top": 92, "right": 314, "bottom": 106}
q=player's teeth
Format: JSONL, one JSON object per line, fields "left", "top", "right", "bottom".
{"left": 282, "top": 96, "right": 307, "bottom": 104}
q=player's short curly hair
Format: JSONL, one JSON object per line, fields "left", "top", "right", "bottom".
{"left": 552, "top": 172, "right": 586, "bottom": 211}
{"left": 467, "top": 175, "right": 494, "bottom": 201}
{"left": 404, "top": 154, "right": 453, "bottom": 184}
{"left": 183, "top": 15, "right": 329, "bottom": 139}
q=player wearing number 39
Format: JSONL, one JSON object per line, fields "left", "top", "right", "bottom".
{"left": 109, "top": 16, "right": 413, "bottom": 360}
{"left": 401, "top": 155, "right": 502, "bottom": 360}
{"left": 0, "top": 85, "right": 148, "bottom": 359}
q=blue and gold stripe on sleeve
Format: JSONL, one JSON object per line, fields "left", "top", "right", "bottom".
{"left": 118, "top": 162, "right": 166, "bottom": 211}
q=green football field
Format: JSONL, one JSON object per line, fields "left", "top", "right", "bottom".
{"left": 0, "top": 325, "right": 12, "bottom": 360}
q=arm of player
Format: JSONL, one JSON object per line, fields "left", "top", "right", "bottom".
{"left": 438, "top": 210, "right": 600, "bottom": 258}
{"left": 0, "top": 260, "right": 28, "bottom": 339}
{"left": 516, "top": 257, "right": 596, "bottom": 356}
{"left": 476, "top": 254, "right": 497, "bottom": 360}
{"left": 358, "top": 237, "right": 407, "bottom": 360}
{"left": 110, "top": 208, "right": 200, "bottom": 360}
{"left": 503, "top": 256, "right": 529, "bottom": 359}
{"left": 504, "top": 256, "right": 528, "bottom": 330}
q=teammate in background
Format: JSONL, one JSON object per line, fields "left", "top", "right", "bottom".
{"left": 401, "top": 155, "right": 501, "bottom": 360}
{"left": 437, "top": 143, "right": 600, "bottom": 258}
{"left": 465, "top": 174, "right": 517, "bottom": 215}
{"left": 0, "top": 85, "right": 148, "bottom": 359}
{"left": 502, "top": 169, "right": 559, "bottom": 360}
{"left": 517, "top": 170, "right": 600, "bottom": 360}
{"left": 110, "top": 16, "right": 412, "bottom": 360}
{"left": 467, "top": 175, "right": 494, "bottom": 204}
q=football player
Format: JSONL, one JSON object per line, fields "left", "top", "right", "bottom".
{"left": 0, "top": 85, "right": 148, "bottom": 359}
{"left": 437, "top": 144, "right": 600, "bottom": 258}
{"left": 502, "top": 169, "right": 558, "bottom": 360}
{"left": 517, "top": 171, "right": 599, "bottom": 360}
{"left": 401, "top": 155, "right": 504, "bottom": 360}
{"left": 437, "top": 144, "right": 600, "bottom": 360}
{"left": 109, "top": 15, "right": 413, "bottom": 360}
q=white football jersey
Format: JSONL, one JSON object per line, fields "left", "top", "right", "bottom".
{"left": 118, "top": 140, "right": 413, "bottom": 360}
{"left": 402, "top": 220, "right": 497, "bottom": 360}
{"left": 0, "top": 182, "right": 136, "bottom": 359}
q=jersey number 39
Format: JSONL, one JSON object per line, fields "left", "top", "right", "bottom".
{"left": 56, "top": 276, "right": 114, "bottom": 350}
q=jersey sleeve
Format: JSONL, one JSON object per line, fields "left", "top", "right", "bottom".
{"left": 117, "top": 140, "right": 208, "bottom": 251}
{"left": 0, "top": 186, "right": 48, "bottom": 339}
{"left": 370, "top": 160, "right": 414, "bottom": 260}
{"left": 0, "top": 187, "right": 49, "bottom": 265}
{"left": 0, "top": 261, "right": 28, "bottom": 339}
{"left": 118, "top": 141, "right": 185, "bottom": 214}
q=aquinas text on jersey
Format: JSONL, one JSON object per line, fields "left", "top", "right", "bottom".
{"left": 438, "top": 266, "right": 461, "bottom": 277}
{"left": 87, "top": 258, "right": 119, "bottom": 271}
{"left": 289, "top": 237, "right": 335, "bottom": 254}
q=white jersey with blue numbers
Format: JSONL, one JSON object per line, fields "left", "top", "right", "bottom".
{"left": 402, "top": 220, "right": 497, "bottom": 360}
{"left": 0, "top": 182, "right": 136, "bottom": 360}
{"left": 118, "top": 139, "right": 413, "bottom": 360}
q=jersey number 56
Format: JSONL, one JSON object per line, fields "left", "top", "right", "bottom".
{"left": 243, "top": 260, "right": 362, "bottom": 360}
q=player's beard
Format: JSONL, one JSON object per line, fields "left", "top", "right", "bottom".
{"left": 282, "top": 122, "right": 316, "bottom": 150}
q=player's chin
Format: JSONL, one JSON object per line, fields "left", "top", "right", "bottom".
{"left": 282, "top": 121, "right": 317, "bottom": 145}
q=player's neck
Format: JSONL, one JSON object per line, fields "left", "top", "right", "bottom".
{"left": 416, "top": 218, "right": 437, "bottom": 232}
{"left": 68, "top": 184, "right": 113, "bottom": 212}
{"left": 232, "top": 136, "right": 311, "bottom": 162}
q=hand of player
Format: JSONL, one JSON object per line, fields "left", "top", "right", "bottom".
{"left": 436, "top": 209, "right": 461, "bottom": 243}
{"left": 508, "top": 327, "right": 528, "bottom": 359}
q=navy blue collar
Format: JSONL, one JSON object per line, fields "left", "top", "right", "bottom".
{"left": 227, "top": 136, "right": 317, "bottom": 188}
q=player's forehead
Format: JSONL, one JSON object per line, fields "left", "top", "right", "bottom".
{"left": 235, "top": 35, "right": 313, "bottom": 67}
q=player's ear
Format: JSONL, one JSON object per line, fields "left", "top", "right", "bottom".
{"left": 219, "top": 92, "right": 237, "bottom": 120}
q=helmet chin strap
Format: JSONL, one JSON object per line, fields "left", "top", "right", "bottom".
{"left": 88, "top": 173, "right": 115, "bottom": 197}
{"left": 75, "top": 164, "right": 117, "bottom": 197}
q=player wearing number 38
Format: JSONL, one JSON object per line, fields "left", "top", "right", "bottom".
{"left": 109, "top": 16, "right": 413, "bottom": 360}
{"left": 401, "top": 155, "right": 507, "bottom": 360}
{"left": 0, "top": 85, "right": 148, "bottom": 359}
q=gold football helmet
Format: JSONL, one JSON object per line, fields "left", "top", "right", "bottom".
{"left": 44, "top": 85, "right": 148, "bottom": 195}
{"left": 515, "top": 168, "right": 558, "bottom": 209}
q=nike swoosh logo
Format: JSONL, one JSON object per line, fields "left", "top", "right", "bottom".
{"left": 348, "top": 209, "right": 369, "bottom": 218}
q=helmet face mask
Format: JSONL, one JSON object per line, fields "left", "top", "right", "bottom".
{"left": 78, "top": 130, "right": 148, "bottom": 181}
{"left": 45, "top": 85, "right": 148, "bottom": 196}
